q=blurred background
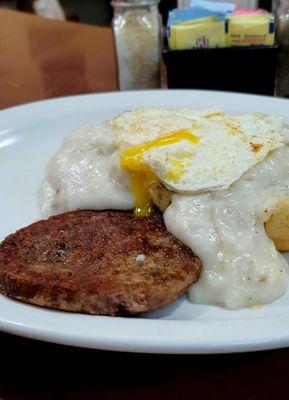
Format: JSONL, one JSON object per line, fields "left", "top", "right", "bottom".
{"left": 1, "top": 0, "right": 284, "bottom": 97}
{"left": 0, "top": 0, "right": 273, "bottom": 25}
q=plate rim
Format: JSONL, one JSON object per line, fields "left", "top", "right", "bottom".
{"left": 1, "top": 88, "right": 289, "bottom": 114}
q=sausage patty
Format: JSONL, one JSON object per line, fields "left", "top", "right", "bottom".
{"left": 0, "top": 210, "right": 201, "bottom": 316}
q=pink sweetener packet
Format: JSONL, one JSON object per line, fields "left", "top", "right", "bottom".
{"left": 233, "top": 8, "right": 268, "bottom": 15}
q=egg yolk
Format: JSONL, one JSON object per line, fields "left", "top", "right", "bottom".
{"left": 120, "top": 129, "right": 199, "bottom": 217}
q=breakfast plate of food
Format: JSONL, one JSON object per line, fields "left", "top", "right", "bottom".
{"left": 1, "top": 89, "right": 289, "bottom": 354}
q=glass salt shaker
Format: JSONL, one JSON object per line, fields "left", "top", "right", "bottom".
{"left": 111, "top": 0, "right": 162, "bottom": 91}
{"left": 275, "top": 0, "right": 289, "bottom": 97}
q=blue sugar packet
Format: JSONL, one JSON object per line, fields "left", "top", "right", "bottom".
{"left": 190, "top": 0, "right": 235, "bottom": 15}
{"left": 168, "top": 8, "right": 221, "bottom": 27}
{"left": 168, "top": 0, "right": 235, "bottom": 27}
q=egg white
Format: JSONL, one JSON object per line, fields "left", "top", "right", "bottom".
{"left": 113, "top": 108, "right": 287, "bottom": 193}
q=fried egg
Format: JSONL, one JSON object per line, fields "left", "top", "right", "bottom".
{"left": 114, "top": 108, "right": 287, "bottom": 216}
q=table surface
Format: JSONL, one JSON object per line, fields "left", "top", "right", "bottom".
{"left": 0, "top": 8, "right": 117, "bottom": 109}
{"left": 1, "top": 8, "right": 289, "bottom": 400}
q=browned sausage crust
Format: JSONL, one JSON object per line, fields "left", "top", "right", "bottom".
{"left": 0, "top": 210, "right": 201, "bottom": 316}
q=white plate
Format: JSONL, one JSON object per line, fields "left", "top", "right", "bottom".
{"left": 1, "top": 90, "right": 289, "bottom": 354}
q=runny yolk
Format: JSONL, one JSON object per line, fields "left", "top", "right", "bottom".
{"left": 120, "top": 129, "right": 199, "bottom": 217}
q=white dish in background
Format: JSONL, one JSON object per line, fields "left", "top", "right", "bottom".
{"left": 0, "top": 90, "right": 289, "bottom": 354}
